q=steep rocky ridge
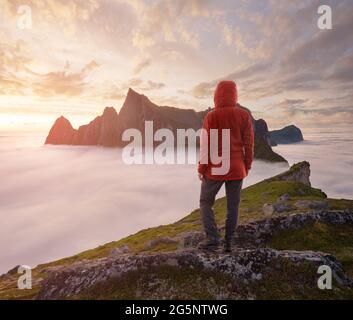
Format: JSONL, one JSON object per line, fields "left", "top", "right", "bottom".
{"left": 45, "top": 88, "right": 287, "bottom": 163}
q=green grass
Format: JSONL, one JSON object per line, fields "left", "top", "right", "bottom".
{"left": 4, "top": 178, "right": 350, "bottom": 272}
{"left": 38, "top": 179, "right": 331, "bottom": 267}
{"left": 0, "top": 271, "right": 41, "bottom": 300}
{"left": 266, "top": 222, "right": 353, "bottom": 278}
{"left": 252, "top": 259, "right": 353, "bottom": 300}
{"left": 1, "top": 174, "right": 352, "bottom": 300}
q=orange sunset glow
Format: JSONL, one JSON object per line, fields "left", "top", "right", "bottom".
{"left": 1, "top": 0, "right": 352, "bottom": 131}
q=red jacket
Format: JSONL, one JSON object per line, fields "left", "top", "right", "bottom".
{"left": 198, "top": 81, "right": 254, "bottom": 180}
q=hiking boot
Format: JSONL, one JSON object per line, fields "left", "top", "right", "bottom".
{"left": 223, "top": 238, "right": 232, "bottom": 253}
{"left": 197, "top": 239, "right": 220, "bottom": 251}
{"left": 223, "top": 243, "right": 232, "bottom": 253}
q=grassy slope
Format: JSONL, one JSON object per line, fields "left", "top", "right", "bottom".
{"left": 267, "top": 223, "right": 353, "bottom": 278}
{"left": 42, "top": 179, "right": 332, "bottom": 264}
{"left": 1, "top": 176, "right": 353, "bottom": 299}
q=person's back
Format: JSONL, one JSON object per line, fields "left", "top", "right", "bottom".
{"left": 197, "top": 80, "right": 254, "bottom": 252}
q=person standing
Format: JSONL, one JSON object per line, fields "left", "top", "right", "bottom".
{"left": 198, "top": 80, "right": 254, "bottom": 253}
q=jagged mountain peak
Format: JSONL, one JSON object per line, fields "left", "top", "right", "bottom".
{"left": 56, "top": 115, "right": 72, "bottom": 125}
{"left": 44, "top": 89, "right": 289, "bottom": 163}
{"left": 122, "top": 87, "right": 154, "bottom": 111}
{"left": 102, "top": 106, "right": 118, "bottom": 116}
{"left": 127, "top": 87, "right": 141, "bottom": 97}
{"left": 45, "top": 115, "right": 74, "bottom": 145}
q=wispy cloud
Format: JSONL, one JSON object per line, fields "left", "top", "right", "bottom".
{"left": 0, "top": 0, "right": 352, "bottom": 128}
{"left": 32, "top": 60, "right": 100, "bottom": 97}
{"left": 190, "top": 0, "right": 353, "bottom": 127}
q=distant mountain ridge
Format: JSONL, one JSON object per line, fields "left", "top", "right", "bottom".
{"left": 269, "top": 125, "right": 304, "bottom": 146}
{"left": 45, "top": 88, "right": 287, "bottom": 163}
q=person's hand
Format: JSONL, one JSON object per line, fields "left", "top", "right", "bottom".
{"left": 198, "top": 173, "right": 204, "bottom": 181}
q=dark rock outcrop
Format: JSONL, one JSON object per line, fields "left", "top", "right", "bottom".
{"left": 36, "top": 245, "right": 353, "bottom": 300}
{"left": 147, "top": 209, "right": 353, "bottom": 250}
{"left": 295, "top": 200, "right": 329, "bottom": 210}
{"left": 254, "top": 119, "right": 270, "bottom": 143}
{"left": 254, "top": 134, "right": 287, "bottom": 163}
{"left": 266, "top": 161, "right": 312, "bottom": 186}
{"left": 237, "top": 106, "right": 286, "bottom": 163}
{"left": 45, "top": 88, "right": 287, "bottom": 163}
{"left": 253, "top": 120, "right": 288, "bottom": 162}
{"left": 235, "top": 210, "right": 353, "bottom": 247}
{"left": 269, "top": 125, "right": 304, "bottom": 146}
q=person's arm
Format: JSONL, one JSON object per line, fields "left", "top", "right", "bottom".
{"left": 242, "top": 114, "right": 254, "bottom": 174}
{"left": 198, "top": 115, "right": 210, "bottom": 178}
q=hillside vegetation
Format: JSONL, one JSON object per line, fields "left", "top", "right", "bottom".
{"left": 1, "top": 162, "right": 353, "bottom": 300}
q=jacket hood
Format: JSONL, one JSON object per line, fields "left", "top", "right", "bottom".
{"left": 214, "top": 80, "right": 238, "bottom": 108}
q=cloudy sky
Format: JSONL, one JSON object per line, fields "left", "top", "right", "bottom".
{"left": 0, "top": 0, "right": 352, "bottom": 130}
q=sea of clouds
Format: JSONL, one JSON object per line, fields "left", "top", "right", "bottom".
{"left": 274, "top": 127, "right": 353, "bottom": 200}
{"left": 0, "top": 128, "right": 352, "bottom": 274}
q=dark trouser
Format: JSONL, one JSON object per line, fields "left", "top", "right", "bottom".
{"left": 199, "top": 177, "right": 243, "bottom": 244}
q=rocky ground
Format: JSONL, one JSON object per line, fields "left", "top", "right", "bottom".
{"left": 1, "top": 161, "right": 353, "bottom": 300}
{"left": 36, "top": 246, "right": 353, "bottom": 300}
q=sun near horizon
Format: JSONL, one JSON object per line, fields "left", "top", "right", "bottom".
{"left": 1, "top": 1, "right": 352, "bottom": 133}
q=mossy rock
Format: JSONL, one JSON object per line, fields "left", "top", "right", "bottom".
{"left": 266, "top": 222, "right": 353, "bottom": 278}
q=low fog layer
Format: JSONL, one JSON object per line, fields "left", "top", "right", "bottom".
{"left": 274, "top": 127, "right": 353, "bottom": 200}
{"left": 1, "top": 128, "right": 352, "bottom": 274}
{"left": 0, "top": 133, "right": 287, "bottom": 274}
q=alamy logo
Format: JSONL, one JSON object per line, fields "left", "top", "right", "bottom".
{"left": 317, "top": 265, "right": 332, "bottom": 290}
{"left": 17, "top": 5, "right": 32, "bottom": 30}
{"left": 317, "top": 5, "right": 332, "bottom": 30}
{"left": 122, "top": 121, "right": 231, "bottom": 175}
{"left": 17, "top": 265, "right": 32, "bottom": 290}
